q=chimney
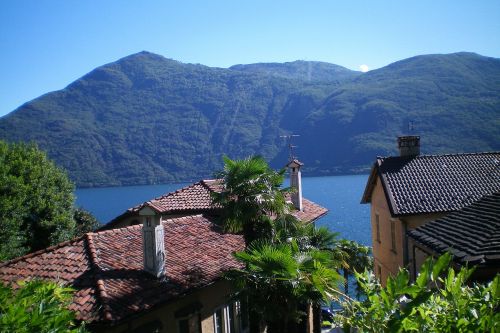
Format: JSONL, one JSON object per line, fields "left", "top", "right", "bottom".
{"left": 139, "top": 206, "right": 165, "bottom": 278}
{"left": 287, "top": 159, "right": 304, "bottom": 211}
{"left": 397, "top": 136, "right": 420, "bottom": 157}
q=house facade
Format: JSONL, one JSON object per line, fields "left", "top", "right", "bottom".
{"left": 361, "top": 136, "right": 500, "bottom": 284}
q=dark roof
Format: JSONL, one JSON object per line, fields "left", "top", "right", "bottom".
{"left": 0, "top": 215, "right": 244, "bottom": 325}
{"left": 105, "top": 179, "right": 328, "bottom": 229}
{"left": 361, "top": 152, "right": 500, "bottom": 216}
{"left": 408, "top": 192, "right": 500, "bottom": 267}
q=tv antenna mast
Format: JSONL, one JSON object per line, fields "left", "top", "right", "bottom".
{"left": 408, "top": 121, "right": 415, "bottom": 133}
{"left": 280, "top": 134, "right": 300, "bottom": 161}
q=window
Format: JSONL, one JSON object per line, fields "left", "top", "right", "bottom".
{"left": 213, "top": 301, "right": 248, "bottom": 333}
{"left": 390, "top": 220, "right": 397, "bottom": 253}
{"left": 177, "top": 314, "right": 200, "bottom": 333}
{"left": 375, "top": 214, "right": 380, "bottom": 243}
{"left": 377, "top": 265, "right": 382, "bottom": 280}
{"left": 214, "top": 308, "right": 224, "bottom": 333}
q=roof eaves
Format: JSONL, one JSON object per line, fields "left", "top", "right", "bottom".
{"left": 305, "top": 210, "right": 329, "bottom": 225}
{"left": 100, "top": 276, "right": 228, "bottom": 328}
{"left": 360, "top": 161, "right": 378, "bottom": 204}
{"left": 360, "top": 158, "right": 399, "bottom": 216}
{"left": 0, "top": 236, "right": 86, "bottom": 269}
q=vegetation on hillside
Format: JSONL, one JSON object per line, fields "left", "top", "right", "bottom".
{"left": 0, "top": 52, "right": 499, "bottom": 186}
{"left": 0, "top": 141, "right": 100, "bottom": 260}
{"left": 301, "top": 53, "right": 500, "bottom": 173}
{"left": 230, "top": 60, "right": 359, "bottom": 83}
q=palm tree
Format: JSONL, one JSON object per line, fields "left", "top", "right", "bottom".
{"left": 227, "top": 239, "right": 342, "bottom": 333}
{"left": 212, "top": 156, "right": 289, "bottom": 244}
{"left": 337, "top": 239, "right": 373, "bottom": 297}
{"left": 215, "top": 156, "right": 346, "bottom": 332}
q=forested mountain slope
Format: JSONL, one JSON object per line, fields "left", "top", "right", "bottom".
{"left": 1, "top": 52, "right": 498, "bottom": 186}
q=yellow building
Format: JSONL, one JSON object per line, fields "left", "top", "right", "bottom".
{"left": 361, "top": 136, "right": 500, "bottom": 284}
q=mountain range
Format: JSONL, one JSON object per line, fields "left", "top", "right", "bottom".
{"left": 0, "top": 51, "right": 499, "bottom": 187}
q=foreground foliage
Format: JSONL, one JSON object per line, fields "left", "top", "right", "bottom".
{"left": 0, "top": 141, "right": 100, "bottom": 261}
{"left": 0, "top": 280, "right": 87, "bottom": 332}
{"left": 337, "top": 253, "right": 500, "bottom": 332}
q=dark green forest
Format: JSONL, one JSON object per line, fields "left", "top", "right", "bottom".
{"left": 0, "top": 51, "right": 499, "bottom": 187}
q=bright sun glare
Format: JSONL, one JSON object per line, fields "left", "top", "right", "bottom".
{"left": 359, "top": 64, "right": 369, "bottom": 72}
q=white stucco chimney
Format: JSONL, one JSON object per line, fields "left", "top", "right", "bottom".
{"left": 287, "top": 159, "right": 304, "bottom": 211}
{"left": 139, "top": 206, "right": 165, "bottom": 278}
{"left": 397, "top": 136, "right": 420, "bottom": 157}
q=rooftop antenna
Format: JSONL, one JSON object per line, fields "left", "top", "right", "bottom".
{"left": 280, "top": 134, "right": 300, "bottom": 161}
{"left": 408, "top": 121, "right": 415, "bottom": 133}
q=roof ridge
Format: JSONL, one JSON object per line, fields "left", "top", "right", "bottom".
{"left": 135, "top": 181, "right": 206, "bottom": 211}
{"left": 93, "top": 223, "right": 142, "bottom": 236}
{"left": 378, "top": 151, "right": 500, "bottom": 160}
{"left": 85, "top": 233, "right": 114, "bottom": 321}
{"left": 0, "top": 236, "right": 86, "bottom": 268}
{"left": 162, "top": 214, "right": 204, "bottom": 224}
{"left": 200, "top": 178, "right": 221, "bottom": 192}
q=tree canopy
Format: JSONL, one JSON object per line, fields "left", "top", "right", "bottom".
{"left": 212, "top": 155, "right": 289, "bottom": 244}
{"left": 0, "top": 141, "right": 100, "bottom": 261}
{"left": 228, "top": 239, "right": 341, "bottom": 333}
{"left": 0, "top": 141, "right": 76, "bottom": 260}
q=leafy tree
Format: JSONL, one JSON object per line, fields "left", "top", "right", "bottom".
{"left": 0, "top": 141, "right": 76, "bottom": 260}
{"left": 0, "top": 279, "right": 87, "bottom": 332}
{"left": 212, "top": 156, "right": 289, "bottom": 244}
{"left": 73, "top": 208, "right": 101, "bottom": 237}
{"left": 337, "top": 253, "right": 500, "bottom": 332}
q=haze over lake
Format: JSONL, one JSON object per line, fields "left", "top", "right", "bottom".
{"left": 75, "top": 174, "right": 371, "bottom": 245}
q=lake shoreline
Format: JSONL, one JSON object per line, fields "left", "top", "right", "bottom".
{"left": 76, "top": 175, "right": 372, "bottom": 245}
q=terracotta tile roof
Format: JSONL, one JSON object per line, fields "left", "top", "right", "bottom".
{"left": 146, "top": 179, "right": 222, "bottom": 214}
{"left": 361, "top": 152, "right": 500, "bottom": 216}
{"left": 294, "top": 198, "right": 328, "bottom": 222}
{"left": 105, "top": 179, "right": 327, "bottom": 228}
{"left": 0, "top": 238, "right": 101, "bottom": 322}
{"left": 408, "top": 192, "right": 500, "bottom": 267}
{"left": 0, "top": 215, "right": 245, "bottom": 325}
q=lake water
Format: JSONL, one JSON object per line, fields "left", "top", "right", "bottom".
{"left": 75, "top": 174, "right": 371, "bottom": 245}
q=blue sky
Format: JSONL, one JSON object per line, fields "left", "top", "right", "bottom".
{"left": 1, "top": 0, "right": 499, "bottom": 116}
